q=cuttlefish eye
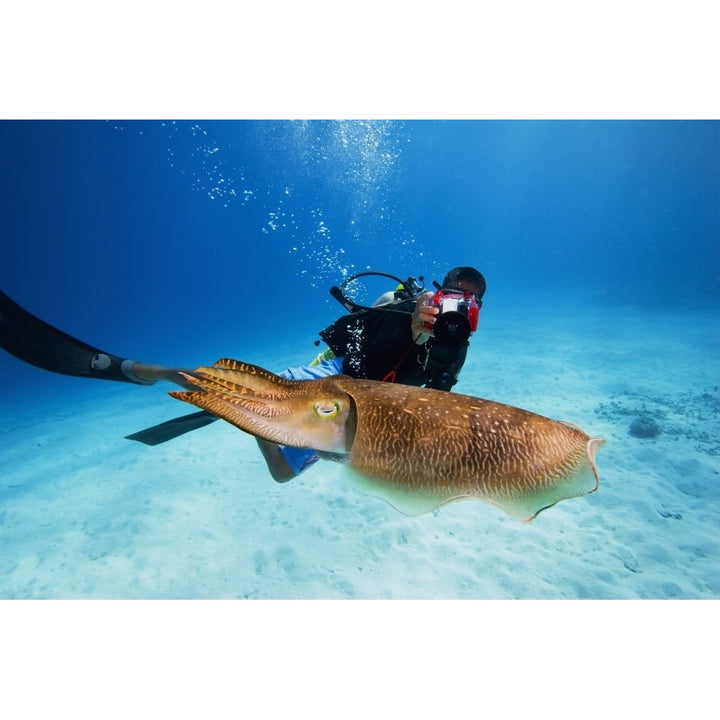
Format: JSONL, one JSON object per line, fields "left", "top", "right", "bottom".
{"left": 314, "top": 400, "right": 341, "bottom": 418}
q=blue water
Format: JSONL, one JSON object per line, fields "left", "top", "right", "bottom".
{"left": 3, "top": 121, "right": 718, "bottom": 337}
{"left": 0, "top": 120, "right": 719, "bottom": 601}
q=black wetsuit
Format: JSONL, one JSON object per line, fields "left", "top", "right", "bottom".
{"left": 318, "top": 300, "right": 468, "bottom": 391}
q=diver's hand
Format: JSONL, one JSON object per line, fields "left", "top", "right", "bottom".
{"left": 411, "top": 292, "right": 438, "bottom": 344}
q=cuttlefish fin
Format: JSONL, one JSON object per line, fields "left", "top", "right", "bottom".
{"left": 341, "top": 468, "right": 472, "bottom": 516}
{"left": 342, "top": 436, "right": 605, "bottom": 521}
{"left": 491, "top": 436, "right": 604, "bottom": 521}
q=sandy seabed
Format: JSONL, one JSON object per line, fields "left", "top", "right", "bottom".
{"left": 0, "top": 304, "right": 718, "bottom": 600}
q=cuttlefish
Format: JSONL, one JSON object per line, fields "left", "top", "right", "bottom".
{"left": 170, "top": 359, "right": 605, "bottom": 521}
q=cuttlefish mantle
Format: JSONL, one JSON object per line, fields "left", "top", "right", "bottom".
{"left": 170, "top": 359, "right": 605, "bottom": 521}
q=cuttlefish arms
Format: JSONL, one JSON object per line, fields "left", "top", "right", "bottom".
{"left": 170, "top": 359, "right": 605, "bottom": 521}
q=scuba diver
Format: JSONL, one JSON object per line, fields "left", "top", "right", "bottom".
{"left": 259, "top": 266, "right": 486, "bottom": 481}
{"left": 0, "top": 265, "right": 486, "bottom": 482}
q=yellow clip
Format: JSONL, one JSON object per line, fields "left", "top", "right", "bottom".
{"left": 308, "top": 348, "right": 336, "bottom": 366}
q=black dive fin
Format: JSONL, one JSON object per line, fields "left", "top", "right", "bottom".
{"left": 0, "top": 290, "right": 148, "bottom": 385}
{"left": 1, "top": 290, "right": 219, "bottom": 444}
{"left": 124, "top": 410, "right": 218, "bottom": 445}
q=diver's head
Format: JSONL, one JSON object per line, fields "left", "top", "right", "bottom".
{"left": 442, "top": 266, "right": 486, "bottom": 303}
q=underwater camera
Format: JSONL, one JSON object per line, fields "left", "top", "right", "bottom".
{"left": 425, "top": 290, "right": 480, "bottom": 344}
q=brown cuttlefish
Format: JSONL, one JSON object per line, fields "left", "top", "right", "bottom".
{"left": 170, "top": 359, "right": 605, "bottom": 521}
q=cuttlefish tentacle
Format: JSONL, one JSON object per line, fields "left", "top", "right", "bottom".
{"left": 170, "top": 359, "right": 605, "bottom": 521}
{"left": 173, "top": 362, "right": 354, "bottom": 453}
{"left": 208, "top": 358, "right": 299, "bottom": 393}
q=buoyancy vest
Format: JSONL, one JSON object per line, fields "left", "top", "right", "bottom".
{"left": 317, "top": 300, "right": 468, "bottom": 391}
